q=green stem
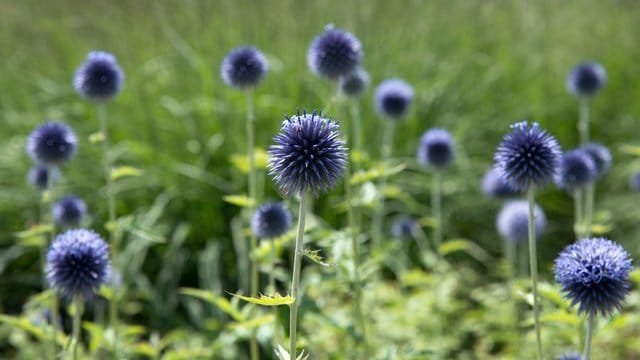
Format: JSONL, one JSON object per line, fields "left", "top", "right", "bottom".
{"left": 527, "top": 186, "right": 543, "bottom": 360}
{"left": 40, "top": 169, "right": 58, "bottom": 360}
{"left": 583, "top": 312, "right": 595, "bottom": 360}
{"left": 578, "top": 98, "right": 590, "bottom": 145}
{"left": 584, "top": 183, "right": 595, "bottom": 238}
{"left": 269, "top": 238, "right": 276, "bottom": 294}
{"left": 71, "top": 296, "right": 83, "bottom": 360}
{"left": 573, "top": 189, "right": 584, "bottom": 240}
{"left": 432, "top": 171, "right": 443, "bottom": 252}
{"left": 371, "top": 121, "right": 395, "bottom": 247}
{"left": 289, "top": 191, "right": 308, "bottom": 360}
{"left": 350, "top": 101, "right": 362, "bottom": 173}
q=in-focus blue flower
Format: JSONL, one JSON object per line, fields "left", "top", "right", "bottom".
{"left": 630, "top": 172, "right": 640, "bottom": 191}
{"left": 269, "top": 111, "right": 348, "bottom": 197}
{"left": 46, "top": 229, "right": 111, "bottom": 299}
{"left": 307, "top": 26, "right": 362, "bottom": 80}
{"left": 417, "top": 128, "right": 454, "bottom": 169}
{"left": 220, "top": 46, "right": 268, "bottom": 89}
{"left": 556, "top": 352, "right": 584, "bottom": 360}
{"left": 555, "top": 149, "right": 597, "bottom": 191}
{"left": 496, "top": 200, "right": 546, "bottom": 244}
{"left": 73, "top": 51, "right": 124, "bottom": 102}
{"left": 27, "top": 165, "right": 60, "bottom": 191}
{"left": 52, "top": 196, "right": 88, "bottom": 227}
{"left": 339, "top": 67, "right": 369, "bottom": 98}
{"left": 391, "top": 216, "right": 418, "bottom": 240}
{"left": 493, "top": 121, "right": 561, "bottom": 191}
{"left": 566, "top": 62, "right": 606, "bottom": 97}
{"left": 374, "top": 78, "right": 414, "bottom": 120}
{"left": 27, "top": 122, "right": 77, "bottom": 166}
{"left": 481, "top": 168, "right": 519, "bottom": 198}
{"left": 555, "top": 237, "right": 633, "bottom": 316}
{"left": 252, "top": 202, "right": 293, "bottom": 239}
{"left": 580, "top": 143, "right": 612, "bottom": 179}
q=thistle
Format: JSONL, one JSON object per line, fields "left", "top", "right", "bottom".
{"left": 556, "top": 149, "right": 597, "bottom": 239}
{"left": 566, "top": 62, "right": 606, "bottom": 98}
{"left": 73, "top": 51, "right": 124, "bottom": 102}
{"left": 52, "top": 196, "right": 88, "bottom": 228}
{"left": 557, "top": 353, "right": 584, "bottom": 360}
{"left": 338, "top": 67, "right": 369, "bottom": 98}
{"left": 307, "top": 25, "right": 363, "bottom": 80}
{"left": 481, "top": 168, "right": 519, "bottom": 198}
{"left": 27, "top": 122, "right": 77, "bottom": 166}
{"left": 220, "top": 46, "right": 268, "bottom": 90}
{"left": 579, "top": 143, "right": 612, "bottom": 238}
{"left": 28, "top": 165, "right": 60, "bottom": 192}
{"left": 252, "top": 202, "right": 293, "bottom": 292}
{"left": 630, "top": 171, "right": 640, "bottom": 191}
{"left": 496, "top": 200, "right": 546, "bottom": 245}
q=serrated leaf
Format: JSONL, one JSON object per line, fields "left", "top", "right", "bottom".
{"left": 179, "top": 288, "right": 244, "bottom": 321}
{"left": 228, "top": 314, "right": 274, "bottom": 329}
{"left": 223, "top": 195, "right": 255, "bottom": 208}
{"left": 303, "top": 248, "right": 330, "bottom": 267}
{"left": 275, "top": 345, "right": 309, "bottom": 360}
{"left": 230, "top": 148, "right": 269, "bottom": 173}
{"left": 89, "top": 132, "right": 105, "bottom": 143}
{"left": 232, "top": 292, "right": 295, "bottom": 306}
{"left": 111, "top": 166, "right": 143, "bottom": 181}
{"left": 350, "top": 163, "right": 406, "bottom": 185}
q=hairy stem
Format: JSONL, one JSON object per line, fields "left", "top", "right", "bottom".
{"left": 578, "top": 98, "right": 590, "bottom": 145}
{"left": 71, "top": 296, "right": 83, "bottom": 360}
{"left": 371, "top": 121, "right": 395, "bottom": 247}
{"left": 289, "top": 191, "right": 308, "bottom": 360}
{"left": 527, "top": 186, "right": 543, "bottom": 360}
{"left": 583, "top": 312, "right": 595, "bottom": 360}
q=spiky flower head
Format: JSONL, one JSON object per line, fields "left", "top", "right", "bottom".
{"left": 307, "top": 25, "right": 362, "bottom": 80}
{"left": 220, "top": 46, "right": 268, "bottom": 90}
{"left": 555, "top": 149, "right": 597, "bottom": 191}
{"left": 417, "top": 128, "right": 454, "bottom": 169}
{"left": 391, "top": 216, "right": 418, "bottom": 240}
{"left": 493, "top": 121, "right": 561, "bottom": 190}
{"left": 374, "top": 78, "right": 414, "bottom": 120}
{"left": 252, "top": 202, "right": 293, "bottom": 239}
{"left": 338, "top": 67, "right": 369, "bottom": 98}
{"left": 481, "top": 168, "right": 519, "bottom": 198}
{"left": 46, "top": 229, "right": 111, "bottom": 299}
{"left": 27, "top": 122, "right": 77, "bottom": 166}
{"left": 52, "top": 196, "right": 88, "bottom": 227}
{"left": 73, "top": 51, "right": 124, "bottom": 102}
{"left": 556, "top": 353, "right": 584, "bottom": 360}
{"left": 566, "top": 62, "right": 606, "bottom": 97}
{"left": 496, "top": 200, "right": 546, "bottom": 244}
{"left": 630, "top": 171, "right": 640, "bottom": 191}
{"left": 580, "top": 143, "right": 611, "bottom": 179}
{"left": 27, "top": 165, "right": 60, "bottom": 191}
{"left": 555, "top": 237, "right": 633, "bottom": 316}
{"left": 268, "top": 111, "right": 348, "bottom": 197}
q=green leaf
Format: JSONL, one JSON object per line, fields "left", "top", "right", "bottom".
{"left": 228, "top": 314, "right": 274, "bottom": 329}
{"left": 619, "top": 144, "right": 640, "bottom": 156}
{"left": 232, "top": 292, "right": 295, "bottom": 306}
{"left": 302, "top": 248, "right": 330, "bottom": 267}
{"left": 129, "top": 342, "right": 158, "bottom": 357}
{"left": 223, "top": 195, "right": 255, "bottom": 208}
{"left": 88, "top": 131, "right": 105, "bottom": 143}
{"left": 274, "top": 345, "right": 310, "bottom": 360}
{"left": 110, "top": 166, "right": 143, "bottom": 181}
{"left": 350, "top": 163, "right": 406, "bottom": 185}
{"left": 0, "top": 314, "right": 66, "bottom": 345}
{"left": 229, "top": 148, "right": 269, "bottom": 173}
{"left": 179, "top": 288, "right": 244, "bottom": 321}
{"left": 439, "top": 239, "right": 491, "bottom": 263}
{"left": 15, "top": 224, "right": 53, "bottom": 247}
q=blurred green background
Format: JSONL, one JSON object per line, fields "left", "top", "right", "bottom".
{"left": 1, "top": 0, "right": 640, "bottom": 358}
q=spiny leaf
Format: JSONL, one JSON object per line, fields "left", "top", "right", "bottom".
{"left": 223, "top": 195, "right": 255, "bottom": 208}
{"left": 232, "top": 292, "right": 295, "bottom": 306}
{"left": 302, "top": 248, "right": 330, "bottom": 267}
{"left": 111, "top": 166, "right": 144, "bottom": 181}
{"left": 179, "top": 288, "right": 244, "bottom": 321}
{"left": 274, "top": 345, "right": 310, "bottom": 360}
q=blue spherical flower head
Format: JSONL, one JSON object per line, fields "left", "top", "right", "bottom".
{"left": 27, "top": 122, "right": 77, "bottom": 166}
{"left": 53, "top": 196, "right": 88, "bottom": 227}
{"left": 580, "top": 143, "right": 612, "bottom": 179}
{"left": 630, "top": 171, "right": 640, "bottom": 191}
{"left": 494, "top": 121, "right": 561, "bottom": 191}
{"left": 27, "top": 165, "right": 60, "bottom": 191}
{"left": 557, "top": 352, "right": 584, "bottom": 360}
{"left": 307, "top": 26, "right": 363, "bottom": 80}
{"left": 555, "top": 149, "right": 597, "bottom": 191}
{"left": 73, "top": 51, "right": 124, "bottom": 102}
{"left": 252, "top": 202, "right": 293, "bottom": 239}
{"left": 391, "top": 216, "right": 418, "bottom": 240}
{"left": 374, "top": 78, "right": 414, "bottom": 120}
{"left": 339, "top": 67, "right": 369, "bottom": 98}
{"left": 417, "top": 128, "right": 454, "bottom": 169}
{"left": 46, "top": 229, "right": 111, "bottom": 299}
{"left": 220, "top": 46, "right": 268, "bottom": 90}
{"left": 555, "top": 237, "right": 633, "bottom": 317}
{"left": 496, "top": 200, "right": 546, "bottom": 244}
{"left": 566, "top": 62, "right": 606, "bottom": 97}
{"left": 482, "top": 168, "right": 519, "bottom": 198}
{"left": 268, "top": 111, "right": 348, "bottom": 197}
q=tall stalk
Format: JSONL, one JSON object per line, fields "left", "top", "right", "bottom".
{"left": 71, "top": 296, "right": 83, "bottom": 360}
{"left": 579, "top": 98, "right": 594, "bottom": 239}
{"left": 573, "top": 189, "right": 584, "bottom": 239}
{"left": 578, "top": 98, "right": 589, "bottom": 146}
{"left": 431, "top": 171, "right": 443, "bottom": 251}
{"left": 527, "top": 186, "right": 543, "bottom": 360}
{"left": 583, "top": 312, "right": 595, "bottom": 360}
{"left": 289, "top": 191, "right": 308, "bottom": 360}
{"left": 371, "top": 121, "right": 395, "bottom": 247}
{"left": 41, "top": 174, "right": 58, "bottom": 360}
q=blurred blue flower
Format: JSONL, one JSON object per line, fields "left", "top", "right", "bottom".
{"left": 269, "top": 111, "right": 347, "bottom": 197}
{"left": 339, "top": 67, "right": 369, "bottom": 98}
{"left": 566, "top": 62, "right": 606, "bottom": 97}
{"left": 630, "top": 171, "right": 640, "bottom": 191}
{"left": 496, "top": 200, "right": 546, "bottom": 244}
{"left": 52, "top": 196, "right": 88, "bottom": 227}
{"left": 220, "top": 46, "right": 268, "bottom": 89}
{"left": 27, "top": 122, "right": 77, "bottom": 166}
{"left": 46, "top": 229, "right": 111, "bottom": 299}
{"left": 555, "top": 149, "right": 596, "bottom": 191}
{"left": 391, "top": 216, "right": 418, "bottom": 240}
{"left": 580, "top": 143, "right": 611, "bottom": 179}
{"left": 417, "top": 128, "right": 454, "bottom": 169}
{"left": 252, "top": 202, "right": 293, "bottom": 239}
{"left": 73, "top": 51, "right": 124, "bottom": 102}
{"left": 493, "top": 121, "right": 561, "bottom": 190}
{"left": 555, "top": 237, "right": 633, "bottom": 316}
{"left": 481, "top": 168, "right": 519, "bottom": 198}
{"left": 557, "top": 352, "right": 584, "bottom": 360}
{"left": 374, "top": 78, "right": 414, "bottom": 120}
{"left": 27, "top": 165, "right": 60, "bottom": 191}
{"left": 307, "top": 26, "right": 362, "bottom": 80}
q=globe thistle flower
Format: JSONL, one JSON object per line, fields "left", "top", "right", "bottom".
{"left": 496, "top": 200, "right": 546, "bottom": 244}
{"left": 481, "top": 168, "right": 519, "bottom": 198}
{"left": 555, "top": 149, "right": 597, "bottom": 191}
{"left": 630, "top": 171, "right": 640, "bottom": 191}
{"left": 417, "top": 128, "right": 454, "bottom": 169}
{"left": 556, "top": 353, "right": 584, "bottom": 360}
{"left": 566, "top": 62, "right": 606, "bottom": 97}
{"left": 27, "top": 165, "right": 60, "bottom": 191}
{"left": 73, "top": 51, "right": 124, "bottom": 102}
{"left": 46, "top": 229, "right": 111, "bottom": 299}
{"left": 580, "top": 143, "right": 612, "bottom": 179}
{"left": 493, "top": 121, "right": 561, "bottom": 191}
{"left": 338, "top": 67, "right": 369, "bottom": 98}
{"left": 52, "top": 196, "right": 88, "bottom": 227}
{"left": 220, "top": 46, "right": 268, "bottom": 90}
{"left": 554, "top": 237, "right": 633, "bottom": 316}
{"left": 374, "top": 78, "right": 414, "bottom": 120}
{"left": 27, "top": 122, "right": 77, "bottom": 166}
{"left": 391, "top": 216, "right": 418, "bottom": 240}
{"left": 268, "top": 111, "right": 348, "bottom": 197}
{"left": 251, "top": 202, "right": 293, "bottom": 239}
{"left": 307, "top": 26, "right": 362, "bottom": 80}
